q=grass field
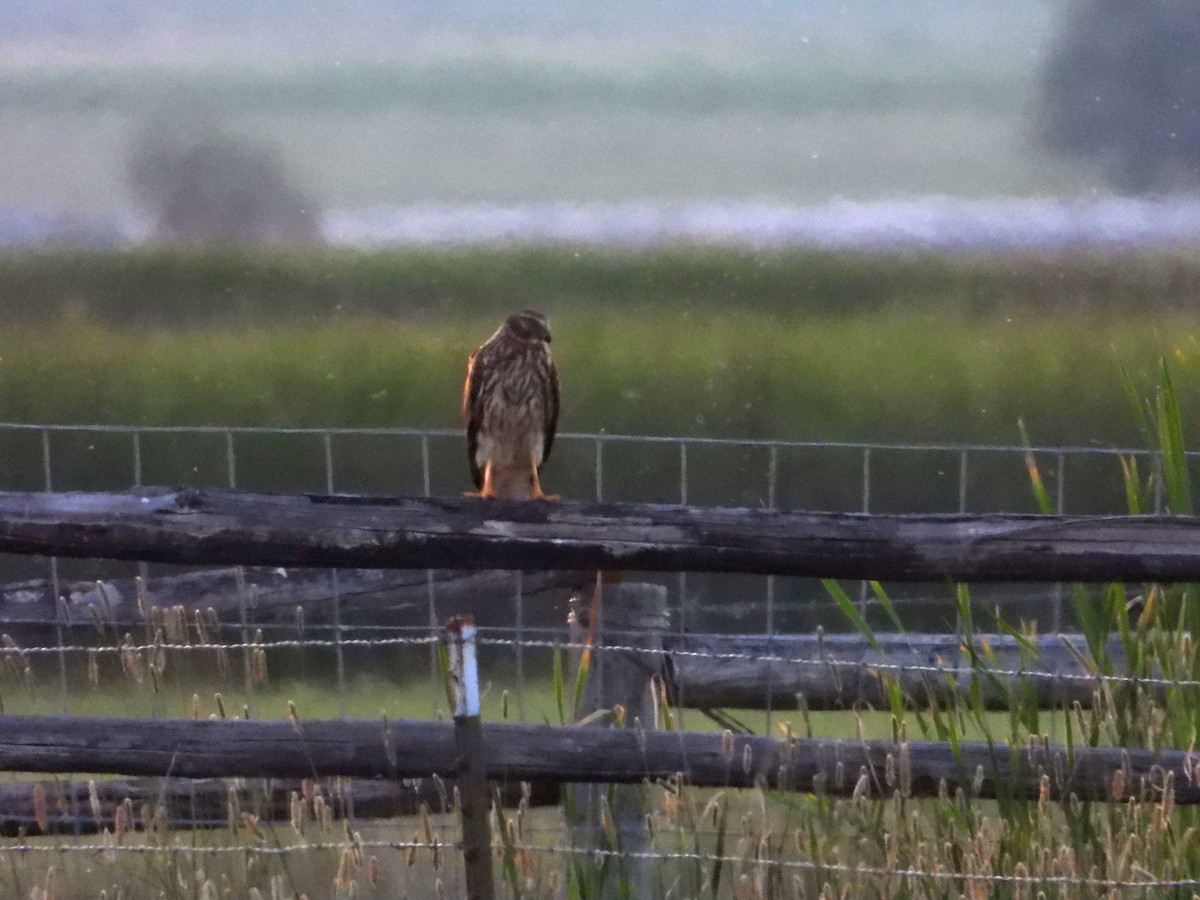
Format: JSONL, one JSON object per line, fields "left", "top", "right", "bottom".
{"left": 1, "top": 245, "right": 1200, "bottom": 895}
{"left": 5, "top": 14, "right": 1197, "bottom": 896}
{"left": 5, "top": 580, "right": 1200, "bottom": 898}
{"left": 2, "top": 247, "right": 1199, "bottom": 448}
{"left": 0, "top": 311, "right": 1173, "bottom": 444}
{"left": 10, "top": 245, "right": 1198, "bottom": 325}
{"left": 1, "top": 246, "right": 1198, "bottom": 512}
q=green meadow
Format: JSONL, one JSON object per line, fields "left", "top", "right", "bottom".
{"left": 0, "top": 246, "right": 1195, "bottom": 512}
{"left": 8, "top": 18, "right": 1200, "bottom": 895}
{"left": 2, "top": 246, "right": 1200, "bottom": 896}
{"left": 2, "top": 247, "right": 1199, "bottom": 449}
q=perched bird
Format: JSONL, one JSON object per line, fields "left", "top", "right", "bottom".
{"left": 462, "top": 310, "right": 560, "bottom": 500}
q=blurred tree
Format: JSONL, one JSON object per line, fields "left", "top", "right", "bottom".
{"left": 128, "top": 125, "right": 322, "bottom": 246}
{"left": 1039, "top": 0, "right": 1200, "bottom": 193}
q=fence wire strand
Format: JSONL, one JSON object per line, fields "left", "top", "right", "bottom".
{"left": 0, "top": 422, "right": 1195, "bottom": 896}
{"left": 3, "top": 838, "right": 1198, "bottom": 893}
{"left": 0, "top": 627, "right": 1196, "bottom": 692}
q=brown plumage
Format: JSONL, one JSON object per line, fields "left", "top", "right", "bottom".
{"left": 462, "top": 310, "right": 560, "bottom": 500}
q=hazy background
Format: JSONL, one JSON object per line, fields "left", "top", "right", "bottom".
{"left": 6, "top": 0, "right": 1195, "bottom": 248}
{"left": 0, "top": 3, "right": 1198, "bottom": 661}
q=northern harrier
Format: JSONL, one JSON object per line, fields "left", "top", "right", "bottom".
{"left": 462, "top": 310, "right": 560, "bottom": 500}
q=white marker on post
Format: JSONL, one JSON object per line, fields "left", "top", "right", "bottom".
{"left": 448, "top": 616, "right": 481, "bottom": 719}
{"left": 446, "top": 613, "right": 494, "bottom": 899}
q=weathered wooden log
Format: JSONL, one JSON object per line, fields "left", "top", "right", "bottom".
{"left": 664, "top": 632, "right": 1135, "bottom": 710}
{"left": 0, "top": 488, "right": 1199, "bottom": 582}
{"left": 567, "top": 584, "right": 667, "bottom": 898}
{"left": 0, "top": 774, "right": 559, "bottom": 837}
{"left": 0, "top": 714, "right": 1192, "bottom": 804}
{"left": 0, "top": 566, "right": 585, "bottom": 627}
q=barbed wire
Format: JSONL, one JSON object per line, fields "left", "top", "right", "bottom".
{"left": 512, "top": 843, "right": 1200, "bottom": 891}
{"left": 0, "top": 627, "right": 1194, "bottom": 693}
{"left": 1, "top": 838, "right": 424, "bottom": 857}
{"left": 3, "top": 836, "right": 1197, "bottom": 892}
{"left": 475, "top": 633, "right": 1200, "bottom": 692}
{"left": 0, "top": 635, "right": 439, "bottom": 655}
{"left": 0, "top": 424, "right": 1188, "bottom": 891}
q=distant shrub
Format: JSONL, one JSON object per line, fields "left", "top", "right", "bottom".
{"left": 1038, "top": 0, "right": 1200, "bottom": 193}
{"left": 127, "top": 127, "right": 323, "bottom": 246}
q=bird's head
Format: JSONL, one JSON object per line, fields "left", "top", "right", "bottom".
{"left": 505, "top": 310, "right": 552, "bottom": 343}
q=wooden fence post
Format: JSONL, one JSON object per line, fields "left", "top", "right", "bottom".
{"left": 567, "top": 581, "right": 669, "bottom": 898}
{"left": 446, "top": 615, "right": 495, "bottom": 900}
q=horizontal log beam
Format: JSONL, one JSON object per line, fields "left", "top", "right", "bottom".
{"left": 665, "top": 632, "right": 1131, "bottom": 710}
{"left": 0, "top": 714, "right": 1191, "bottom": 804}
{"left": 0, "top": 488, "right": 1198, "bottom": 581}
{"left": 0, "top": 774, "right": 558, "bottom": 837}
{"left": 0, "top": 566, "right": 584, "bottom": 627}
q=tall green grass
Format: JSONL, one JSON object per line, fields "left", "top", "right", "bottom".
{"left": 0, "top": 310, "right": 1189, "bottom": 450}
{"left": 6, "top": 365, "right": 1200, "bottom": 897}
{"left": 9, "top": 254, "right": 1200, "bottom": 892}
{"left": 3, "top": 246, "right": 1199, "bottom": 447}
{"left": 800, "top": 358, "right": 1200, "bottom": 897}
{"left": 5, "top": 247, "right": 1200, "bottom": 326}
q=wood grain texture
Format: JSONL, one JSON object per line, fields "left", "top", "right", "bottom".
{"left": 0, "top": 487, "right": 1198, "bottom": 581}
{"left": 0, "top": 714, "right": 1192, "bottom": 803}
{"left": 567, "top": 584, "right": 667, "bottom": 899}
{"left": 0, "top": 566, "right": 585, "bottom": 627}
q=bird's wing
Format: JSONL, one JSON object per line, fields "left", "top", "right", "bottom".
{"left": 541, "top": 352, "right": 560, "bottom": 467}
{"left": 462, "top": 347, "right": 481, "bottom": 421}
{"left": 463, "top": 347, "right": 484, "bottom": 489}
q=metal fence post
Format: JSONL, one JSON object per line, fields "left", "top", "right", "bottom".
{"left": 567, "top": 582, "right": 668, "bottom": 899}
{"left": 446, "top": 615, "right": 495, "bottom": 900}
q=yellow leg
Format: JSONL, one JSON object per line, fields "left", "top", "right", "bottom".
{"left": 530, "top": 455, "right": 558, "bottom": 501}
{"left": 465, "top": 460, "right": 499, "bottom": 498}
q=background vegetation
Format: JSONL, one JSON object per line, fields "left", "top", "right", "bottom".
{"left": 0, "top": 245, "right": 1194, "bottom": 538}
{"left": 1, "top": 246, "right": 1197, "bottom": 447}
{"left": 1038, "top": 0, "right": 1200, "bottom": 192}
{"left": 0, "top": 2, "right": 1066, "bottom": 217}
{"left": 6, "top": 3, "right": 1200, "bottom": 895}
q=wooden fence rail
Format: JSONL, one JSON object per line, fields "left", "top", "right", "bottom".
{"left": 1, "top": 488, "right": 1199, "bottom": 581}
{"left": 0, "top": 478, "right": 1194, "bottom": 870}
{"left": 0, "top": 568, "right": 1141, "bottom": 712}
{"left": 0, "top": 566, "right": 584, "bottom": 627}
{"left": 0, "top": 713, "right": 1191, "bottom": 804}
{"left": 0, "top": 775, "right": 558, "bottom": 837}
{"left": 664, "top": 631, "right": 1136, "bottom": 710}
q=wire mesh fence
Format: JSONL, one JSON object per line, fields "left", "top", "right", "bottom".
{"left": 0, "top": 421, "right": 1196, "bottom": 898}
{"left": 0, "top": 421, "right": 1175, "bottom": 721}
{"left": 0, "top": 420, "right": 1180, "bottom": 627}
